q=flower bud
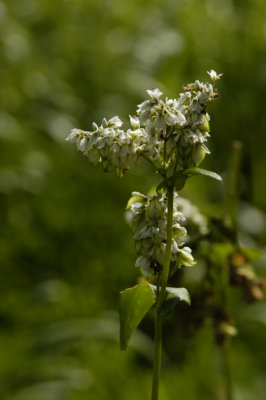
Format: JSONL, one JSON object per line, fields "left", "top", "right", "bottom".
{"left": 178, "top": 246, "right": 196, "bottom": 268}
{"left": 135, "top": 240, "right": 143, "bottom": 255}
{"left": 92, "top": 122, "right": 98, "bottom": 131}
{"left": 192, "top": 144, "right": 206, "bottom": 166}
{"left": 98, "top": 145, "right": 109, "bottom": 159}
{"left": 79, "top": 137, "right": 88, "bottom": 153}
{"left": 102, "top": 118, "right": 108, "bottom": 128}
{"left": 154, "top": 243, "right": 166, "bottom": 266}
{"left": 87, "top": 148, "right": 100, "bottom": 165}
{"left": 199, "top": 114, "right": 210, "bottom": 132}
{"left": 126, "top": 193, "right": 146, "bottom": 211}
{"left": 135, "top": 238, "right": 153, "bottom": 255}
{"left": 173, "top": 224, "right": 187, "bottom": 239}
{"left": 131, "top": 217, "right": 147, "bottom": 236}
{"left": 194, "top": 80, "right": 202, "bottom": 90}
{"left": 130, "top": 115, "right": 140, "bottom": 130}
{"left": 190, "top": 98, "right": 199, "bottom": 112}
{"left": 147, "top": 197, "right": 163, "bottom": 220}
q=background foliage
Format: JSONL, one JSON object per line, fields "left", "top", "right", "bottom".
{"left": 0, "top": 0, "right": 266, "bottom": 399}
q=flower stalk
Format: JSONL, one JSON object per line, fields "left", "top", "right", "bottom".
{"left": 152, "top": 185, "right": 174, "bottom": 400}
{"left": 152, "top": 310, "right": 162, "bottom": 400}
{"left": 157, "top": 185, "right": 174, "bottom": 310}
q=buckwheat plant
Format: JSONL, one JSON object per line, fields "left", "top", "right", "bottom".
{"left": 67, "top": 70, "right": 222, "bottom": 400}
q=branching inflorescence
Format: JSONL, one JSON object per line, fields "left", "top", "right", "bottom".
{"left": 67, "top": 70, "right": 221, "bottom": 279}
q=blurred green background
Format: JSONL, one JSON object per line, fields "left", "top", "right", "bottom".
{"left": 1, "top": 0, "right": 266, "bottom": 399}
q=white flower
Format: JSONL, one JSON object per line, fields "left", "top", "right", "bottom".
{"left": 178, "top": 246, "right": 196, "bottom": 268}
{"left": 146, "top": 88, "right": 163, "bottom": 101}
{"left": 129, "top": 115, "right": 140, "bottom": 130}
{"left": 66, "top": 128, "right": 86, "bottom": 144}
{"left": 171, "top": 239, "right": 179, "bottom": 255}
{"left": 207, "top": 69, "right": 223, "bottom": 82}
{"left": 108, "top": 116, "right": 123, "bottom": 128}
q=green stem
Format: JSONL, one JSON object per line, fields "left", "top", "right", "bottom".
{"left": 151, "top": 185, "right": 174, "bottom": 400}
{"left": 158, "top": 185, "right": 174, "bottom": 309}
{"left": 151, "top": 310, "right": 162, "bottom": 400}
{"left": 222, "top": 343, "right": 233, "bottom": 400}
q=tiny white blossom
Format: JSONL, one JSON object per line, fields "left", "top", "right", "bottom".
{"left": 146, "top": 88, "right": 163, "bottom": 100}
{"left": 92, "top": 122, "right": 98, "bottom": 131}
{"left": 108, "top": 116, "right": 123, "bottom": 128}
{"left": 178, "top": 246, "right": 196, "bottom": 268}
{"left": 207, "top": 69, "right": 223, "bottom": 82}
{"left": 129, "top": 115, "right": 140, "bottom": 130}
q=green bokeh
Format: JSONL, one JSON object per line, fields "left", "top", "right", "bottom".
{"left": 0, "top": 0, "right": 266, "bottom": 399}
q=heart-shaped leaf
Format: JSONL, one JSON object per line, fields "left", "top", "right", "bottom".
{"left": 119, "top": 282, "right": 156, "bottom": 350}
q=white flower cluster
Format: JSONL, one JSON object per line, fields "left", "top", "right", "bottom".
{"left": 66, "top": 116, "right": 148, "bottom": 176}
{"left": 136, "top": 72, "right": 220, "bottom": 170}
{"left": 126, "top": 191, "right": 196, "bottom": 278}
{"left": 67, "top": 70, "right": 221, "bottom": 175}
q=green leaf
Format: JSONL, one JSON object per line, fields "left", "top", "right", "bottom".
{"left": 184, "top": 167, "right": 222, "bottom": 182}
{"left": 149, "top": 285, "right": 190, "bottom": 318}
{"left": 156, "top": 167, "right": 221, "bottom": 193}
{"left": 119, "top": 282, "right": 156, "bottom": 350}
{"left": 160, "top": 287, "right": 191, "bottom": 318}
